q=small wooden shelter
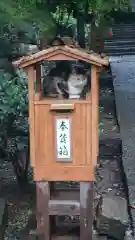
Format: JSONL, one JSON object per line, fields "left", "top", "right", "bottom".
{"left": 13, "top": 44, "right": 109, "bottom": 182}
{"left": 13, "top": 42, "right": 109, "bottom": 239}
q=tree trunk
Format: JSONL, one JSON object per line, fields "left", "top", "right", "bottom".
{"left": 90, "top": 23, "right": 105, "bottom": 53}
{"left": 77, "top": 12, "right": 85, "bottom": 48}
{"left": 11, "top": 143, "right": 30, "bottom": 190}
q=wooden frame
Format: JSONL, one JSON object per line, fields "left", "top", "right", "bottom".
{"left": 12, "top": 44, "right": 109, "bottom": 181}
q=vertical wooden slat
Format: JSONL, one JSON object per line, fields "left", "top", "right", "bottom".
{"left": 73, "top": 104, "right": 80, "bottom": 165}
{"left": 81, "top": 104, "right": 86, "bottom": 165}
{"left": 35, "top": 104, "right": 55, "bottom": 166}
{"left": 43, "top": 104, "right": 49, "bottom": 165}
{"left": 86, "top": 68, "right": 91, "bottom": 101}
{"left": 86, "top": 103, "right": 91, "bottom": 165}
{"left": 27, "top": 66, "right": 35, "bottom": 167}
{"left": 86, "top": 67, "right": 92, "bottom": 166}
{"left": 36, "top": 181, "right": 51, "bottom": 240}
{"left": 35, "top": 63, "right": 42, "bottom": 101}
{"left": 91, "top": 65, "right": 99, "bottom": 166}
{"left": 80, "top": 182, "right": 94, "bottom": 240}
{"left": 96, "top": 70, "right": 100, "bottom": 160}
{"left": 46, "top": 105, "right": 53, "bottom": 164}
{"left": 36, "top": 63, "right": 41, "bottom": 92}
{"left": 35, "top": 105, "right": 40, "bottom": 166}
{"left": 42, "top": 104, "right": 47, "bottom": 164}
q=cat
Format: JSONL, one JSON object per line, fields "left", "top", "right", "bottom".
{"left": 66, "top": 66, "right": 90, "bottom": 99}
{"left": 43, "top": 67, "right": 68, "bottom": 98}
{"left": 43, "top": 63, "right": 90, "bottom": 99}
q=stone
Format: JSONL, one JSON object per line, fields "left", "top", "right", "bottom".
{"left": 95, "top": 196, "right": 128, "bottom": 240}
{"left": 0, "top": 198, "right": 8, "bottom": 240}
{"left": 124, "top": 229, "right": 134, "bottom": 240}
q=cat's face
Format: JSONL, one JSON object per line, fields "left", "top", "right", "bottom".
{"left": 68, "top": 73, "right": 87, "bottom": 88}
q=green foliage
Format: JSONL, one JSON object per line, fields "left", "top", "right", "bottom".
{"left": 88, "top": 0, "right": 130, "bottom": 12}
{"left": 51, "top": 6, "right": 76, "bottom": 28}
{"left": 0, "top": 0, "right": 56, "bottom": 43}
{"left": 49, "top": 0, "right": 131, "bottom": 28}
{"left": 88, "top": 0, "right": 130, "bottom": 26}
{"left": 47, "top": 0, "right": 130, "bottom": 15}
{"left": 0, "top": 70, "right": 28, "bottom": 157}
{"left": 0, "top": 0, "right": 131, "bottom": 45}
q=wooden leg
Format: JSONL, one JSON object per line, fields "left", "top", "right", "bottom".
{"left": 80, "top": 182, "right": 94, "bottom": 240}
{"left": 36, "top": 181, "right": 50, "bottom": 240}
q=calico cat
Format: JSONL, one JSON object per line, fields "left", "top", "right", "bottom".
{"left": 67, "top": 66, "right": 89, "bottom": 99}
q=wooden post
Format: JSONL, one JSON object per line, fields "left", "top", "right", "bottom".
{"left": 27, "top": 66, "right": 35, "bottom": 167}
{"left": 91, "top": 65, "right": 99, "bottom": 167}
{"left": 80, "top": 182, "right": 94, "bottom": 240}
{"left": 86, "top": 68, "right": 91, "bottom": 101}
{"left": 36, "top": 181, "right": 51, "bottom": 240}
{"left": 35, "top": 63, "right": 42, "bottom": 100}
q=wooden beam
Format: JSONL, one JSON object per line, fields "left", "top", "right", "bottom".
{"left": 91, "top": 65, "right": 99, "bottom": 166}
{"left": 51, "top": 189, "right": 79, "bottom": 201}
{"left": 35, "top": 63, "right": 42, "bottom": 101}
{"left": 49, "top": 200, "right": 80, "bottom": 216}
{"left": 35, "top": 63, "right": 41, "bottom": 93}
{"left": 36, "top": 181, "right": 51, "bottom": 240}
{"left": 34, "top": 165, "right": 95, "bottom": 181}
{"left": 80, "top": 182, "right": 94, "bottom": 240}
{"left": 27, "top": 66, "right": 35, "bottom": 167}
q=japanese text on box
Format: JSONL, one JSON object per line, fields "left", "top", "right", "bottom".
{"left": 56, "top": 119, "right": 71, "bottom": 160}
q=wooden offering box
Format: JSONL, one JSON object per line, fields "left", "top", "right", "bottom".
{"left": 13, "top": 45, "right": 109, "bottom": 182}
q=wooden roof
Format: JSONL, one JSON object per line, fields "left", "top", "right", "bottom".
{"left": 12, "top": 45, "right": 109, "bottom": 69}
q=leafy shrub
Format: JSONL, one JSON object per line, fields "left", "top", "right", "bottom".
{"left": 0, "top": 69, "right": 29, "bottom": 187}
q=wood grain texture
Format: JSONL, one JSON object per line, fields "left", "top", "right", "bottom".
{"left": 36, "top": 181, "right": 51, "bottom": 240}
{"left": 49, "top": 200, "right": 80, "bottom": 215}
{"left": 80, "top": 182, "right": 94, "bottom": 240}
{"left": 91, "top": 65, "right": 99, "bottom": 166}
{"left": 34, "top": 102, "right": 91, "bottom": 165}
{"left": 27, "top": 66, "right": 35, "bottom": 167}
{"left": 34, "top": 166, "right": 95, "bottom": 181}
{"left": 34, "top": 101, "right": 93, "bottom": 181}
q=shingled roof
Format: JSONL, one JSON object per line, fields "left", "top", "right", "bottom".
{"left": 12, "top": 44, "right": 109, "bottom": 69}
